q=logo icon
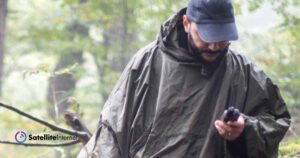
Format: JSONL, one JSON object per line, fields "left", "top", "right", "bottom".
{"left": 15, "top": 131, "right": 27, "bottom": 143}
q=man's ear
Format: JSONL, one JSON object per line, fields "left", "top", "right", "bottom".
{"left": 183, "top": 15, "right": 189, "bottom": 33}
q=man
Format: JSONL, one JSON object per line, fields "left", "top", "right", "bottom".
{"left": 78, "top": 0, "right": 291, "bottom": 157}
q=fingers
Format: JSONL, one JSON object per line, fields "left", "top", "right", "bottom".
{"left": 215, "top": 121, "right": 236, "bottom": 141}
{"left": 215, "top": 120, "right": 226, "bottom": 135}
{"left": 214, "top": 118, "right": 245, "bottom": 141}
{"left": 215, "top": 120, "right": 235, "bottom": 133}
{"left": 227, "top": 116, "right": 244, "bottom": 127}
{"left": 226, "top": 116, "right": 245, "bottom": 133}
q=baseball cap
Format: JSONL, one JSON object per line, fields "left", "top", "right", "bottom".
{"left": 186, "top": 0, "right": 238, "bottom": 43}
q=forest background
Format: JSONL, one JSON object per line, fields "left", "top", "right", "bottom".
{"left": 0, "top": 0, "right": 299, "bottom": 157}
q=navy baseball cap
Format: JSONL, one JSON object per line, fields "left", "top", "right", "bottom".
{"left": 186, "top": 0, "right": 238, "bottom": 43}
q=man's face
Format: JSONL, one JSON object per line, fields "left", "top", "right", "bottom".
{"left": 183, "top": 16, "right": 229, "bottom": 62}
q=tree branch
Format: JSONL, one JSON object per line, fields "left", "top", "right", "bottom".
{"left": 0, "top": 140, "right": 80, "bottom": 147}
{"left": 0, "top": 101, "right": 90, "bottom": 142}
{"left": 64, "top": 111, "right": 92, "bottom": 145}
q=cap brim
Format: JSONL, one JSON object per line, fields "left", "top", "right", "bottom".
{"left": 196, "top": 22, "right": 238, "bottom": 43}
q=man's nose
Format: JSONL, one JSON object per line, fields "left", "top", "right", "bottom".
{"left": 207, "top": 43, "right": 221, "bottom": 51}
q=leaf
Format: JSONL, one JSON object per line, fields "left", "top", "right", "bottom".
{"left": 53, "top": 63, "right": 78, "bottom": 76}
{"left": 37, "top": 63, "right": 50, "bottom": 72}
{"left": 67, "top": 96, "right": 80, "bottom": 113}
{"left": 22, "top": 63, "right": 51, "bottom": 79}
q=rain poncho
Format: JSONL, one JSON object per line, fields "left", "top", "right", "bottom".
{"left": 78, "top": 8, "right": 290, "bottom": 158}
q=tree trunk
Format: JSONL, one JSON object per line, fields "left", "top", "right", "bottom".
{"left": 47, "top": 14, "right": 88, "bottom": 119}
{"left": 46, "top": 4, "right": 87, "bottom": 158}
{"left": 0, "top": 0, "right": 8, "bottom": 98}
{"left": 121, "top": 0, "right": 129, "bottom": 68}
{"left": 92, "top": 0, "right": 137, "bottom": 103}
{"left": 46, "top": 51, "right": 84, "bottom": 158}
{"left": 47, "top": 52, "right": 83, "bottom": 119}
{"left": 91, "top": 30, "right": 110, "bottom": 102}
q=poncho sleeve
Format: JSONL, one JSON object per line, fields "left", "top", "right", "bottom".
{"left": 228, "top": 62, "right": 291, "bottom": 158}
{"left": 77, "top": 58, "right": 134, "bottom": 158}
{"left": 77, "top": 43, "right": 157, "bottom": 158}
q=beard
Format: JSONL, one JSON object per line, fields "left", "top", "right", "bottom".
{"left": 188, "top": 34, "right": 220, "bottom": 54}
{"left": 187, "top": 33, "right": 229, "bottom": 63}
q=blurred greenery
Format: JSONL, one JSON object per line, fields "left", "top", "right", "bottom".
{"left": 279, "top": 138, "right": 300, "bottom": 157}
{"left": 0, "top": 0, "right": 299, "bottom": 157}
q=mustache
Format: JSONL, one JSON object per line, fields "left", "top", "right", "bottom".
{"left": 197, "top": 48, "right": 220, "bottom": 54}
{"left": 187, "top": 34, "right": 229, "bottom": 54}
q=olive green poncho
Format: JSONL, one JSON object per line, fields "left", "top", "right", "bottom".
{"left": 78, "top": 8, "right": 290, "bottom": 158}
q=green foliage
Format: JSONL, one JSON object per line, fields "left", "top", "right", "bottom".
{"left": 67, "top": 96, "right": 81, "bottom": 115}
{"left": 54, "top": 63, "right": 78, "bottom": 76}
{"left": 248, "top": 0, "right": 264, "bottom": 12}
{"left": 233, "top": 0, "right": 300, "bottom": 110}
{"left": 251, "top": 30, "right": 300, "bottom": 109}
{"left": 279, "top": 138, "right": 300, "bottom": 157}
{"left": 22, "top": 63, "right": 50, "bottom": 79}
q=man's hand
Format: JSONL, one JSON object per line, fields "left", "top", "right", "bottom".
{"left": 214, "top": 116, "right": 245, "bottom": 141}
